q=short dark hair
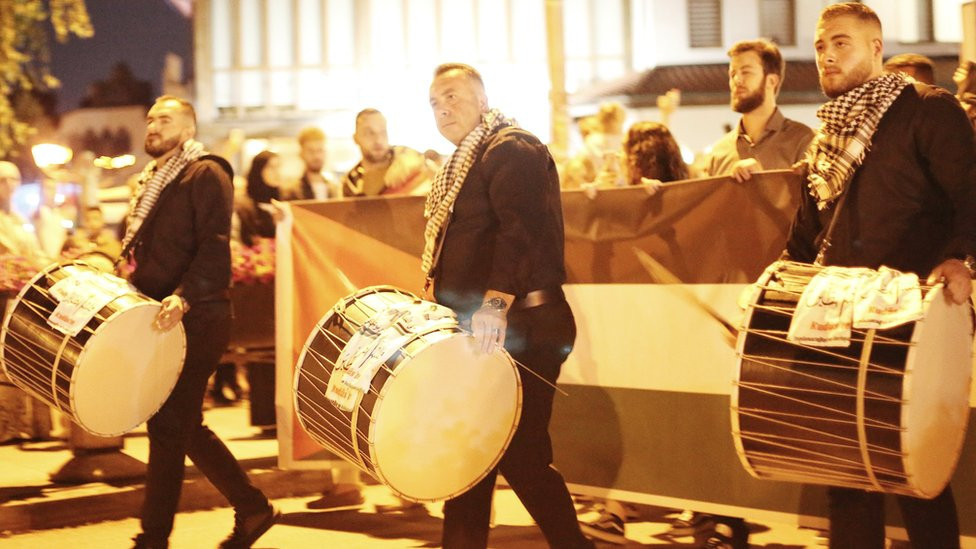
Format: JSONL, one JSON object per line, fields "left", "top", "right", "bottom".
{"left": 153, "top": 95, "right": 196, "bottom": 126}
{"left": 355, "top": 108, "right": 383, "bottom": 127}
{"left": 433, "top": 63, "right": 485, "bottom": 89}
{"left": 728, "top": 39, "right": 785, "bottom": 94}
{"left": 820, "top": 2, "right": 882, "bottom": 33}
{"left": 884, "top": 53, "right": 935, "bottom": 84}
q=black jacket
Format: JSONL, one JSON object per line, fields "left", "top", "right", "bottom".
{"left": 787, "top": 83, "right": 976, "bottom": 275}
{"left": 130, "top": 154, "right": 234, "bottom": 305}
{"left": 433, "top": 126, "right": 566, "bottom": 318}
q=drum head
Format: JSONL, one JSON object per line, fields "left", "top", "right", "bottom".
{"left": 902, "top": 287, "right": 973, "bottom": 497}
{"left": 370, "top": 333, "right": 521, "bottom": 502}
{"left": 72, "top": 303, "right": 186, "bottom": 436}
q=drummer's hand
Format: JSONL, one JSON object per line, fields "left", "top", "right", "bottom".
{"left": 471, "top": 291, "right": 513, "bottom": 354}
{"left": 155, "top": 295, "right": 188, "bottom": 331}
{"left": 927, "top": 259, "right": 973, "bottom": 305}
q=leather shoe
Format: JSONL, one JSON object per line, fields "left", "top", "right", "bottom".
{"left": 219, "top": 504, "right": 280, "bottom": 548}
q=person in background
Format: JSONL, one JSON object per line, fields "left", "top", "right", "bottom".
{"left": 61, "top": 206, "right": 122, "bottom": 271}
{"left": 953, "top": 59, "right": 976, "bottom": 130}
{"left": 0, "top": 161, "right": 46, "bottom": 265}
{"left": 883, "top": 52, "right": 935, "bottom": 85}
{"left": 581, "top": 121, "right": 689, "bottom": 198}
{"left": 293, "top": 126, "right": 338, "bottom": 200}
{"left": 244, "top": 150, "right": 282, "bottom": 239}
{"left": 341, "top": 108, "right": 433, "bottom": 198}
{"left": 698, "top": 38, "right": 814, "bottom": 183}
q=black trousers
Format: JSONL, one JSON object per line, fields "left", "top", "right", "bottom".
{"left": 442, "top": 300, "right": 594, "bottom": 549}
{"left": 140, "top": 301, "right": 268, "bottom": 542}
{"left": 827, "top": 485, "right": 959, "bottom": 549}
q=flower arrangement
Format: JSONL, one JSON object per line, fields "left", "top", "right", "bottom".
{"left": 231, "top": 238, "right": 275, "bottom": 285}
{"left": 0, "top": 254, "right": 40, "bottom": 295}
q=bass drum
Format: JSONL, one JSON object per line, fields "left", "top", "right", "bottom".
{"left": 732, "top": 260, "right": 973, "bottom": 498}
{"left": 0, "top": 261, "right": 186, "bottom": 437}
{"left": 294, "top": 286, "right": 522, "bottom": 502}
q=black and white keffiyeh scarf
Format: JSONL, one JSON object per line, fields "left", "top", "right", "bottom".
{"left": 421, "top": 108, "right": 514, "bottom": 275}
{"left": 805, "top": 71, "right": 912, "bottom": 209}
{"left": 122, "top": 139, "right": 206, "bottom": 250}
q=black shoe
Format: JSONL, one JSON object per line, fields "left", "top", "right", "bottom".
{"left": 219, "top": 504, "right": 280, "bottom": 548}
{"left": 703, "top": 522, "right": 748, "bottom": 549}
{"left": 580, "top": 511, "right": 627, "bottom": 545}
{"left": 131, "top": 534, "right": 168, "bottom": 548}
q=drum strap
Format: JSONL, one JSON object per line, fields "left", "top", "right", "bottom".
{"left": 814, "top": 185, "right": 853, "bottom": 266}
{"left": 854, "top": 328, "right": 883, "bottom": 492}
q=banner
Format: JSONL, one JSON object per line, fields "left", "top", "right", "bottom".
{"left": 274, "top": 171, "right": 976, "bottom": 541}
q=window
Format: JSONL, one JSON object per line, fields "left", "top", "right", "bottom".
{"left": 915, "top": 0, "right": 934, "bottom": 43}
{"left": 688, "top": 0, "right": 722, "bottom": 48}
{"left": 759, "top": 0, "right": 795, "bottom": 46}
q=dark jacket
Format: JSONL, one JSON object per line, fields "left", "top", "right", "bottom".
{"left": 787, "top": 83, "right": 976, "bottom": 275}
{"left": 130, "top": 154, "right": 234, "bottom": 305}
{"left": 433, "top": 126, "right": 566, "bottom": 318}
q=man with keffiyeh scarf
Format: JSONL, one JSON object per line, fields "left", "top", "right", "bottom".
{"left": 784, "top": 4, "right": 976, "bottom": 548}
{"left": 424, "top": 63, "right": 594, "bottom": 549}
{"left": 126, "top": 96, "right": 278, "bottom": 549}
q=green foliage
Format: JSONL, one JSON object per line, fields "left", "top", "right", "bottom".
{"left": 0, "top": 0, "right": 92, "bottom": 158}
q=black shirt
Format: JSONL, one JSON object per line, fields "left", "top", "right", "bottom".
{"left": 787, "top": 83, "right": 976, "bottom": 275}
{"left": 433, "top": 126, "right": 566, "bottom": 318}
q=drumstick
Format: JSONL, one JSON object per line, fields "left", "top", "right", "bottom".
{"left": 632, "top": 247, "right": 739, "bottom": 343}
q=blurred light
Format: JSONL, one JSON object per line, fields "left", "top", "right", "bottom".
{"left": 21, "top": 223, "right": 35, "bottom": 233}
{"left": 53, "top": 193, "right": 65, "bottom": 205}
{"left": 93, "top": 154, "right": 136, "bottom": 170}
{"left": 680, "top": 144, "right": 695, "bottom": 166}
{"left": 60, "top": 218, "right": 75, "bottom": 230}
{"left": 32, "top": 144, "right": 73, "bottom": 168}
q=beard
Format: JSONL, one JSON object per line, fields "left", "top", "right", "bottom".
{"left": 731, "top": 82, "right": 765, "bottom": 114}
{"left": 145, "top": 134, "right": 182, "bottom": 158}
{"left": 820, "top": 60, "right": 874, "bottom": 98}
{"left": 362, "top": 146, "right": 392, "bottom": 164}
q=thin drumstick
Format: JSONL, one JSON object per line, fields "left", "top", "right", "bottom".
{"left": 632, "top": 247, "right": 739, "bottom": 343}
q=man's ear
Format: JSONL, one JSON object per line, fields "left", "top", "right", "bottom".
{"left": 766, "top": 73, "right": 781, "bottom": 95}
{"left": 872, "top": 37, "right": 884, "bottom": 60}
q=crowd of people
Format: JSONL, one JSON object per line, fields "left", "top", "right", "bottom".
{"left": 2, "top": 2, "right": 976, "bottom": 548}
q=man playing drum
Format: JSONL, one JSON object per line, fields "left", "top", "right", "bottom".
{"left": 125, "top": 96, "right": 278, "bottom": 548}
{"left": 785, "top": 4, "right": 976, "bottom": 547}
{"left": 424, "top": 63, "right": 595, "bottom": 549}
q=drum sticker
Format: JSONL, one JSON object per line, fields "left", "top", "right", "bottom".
{"left": 47, "top": 270, "right": 130, "bottom": 337}
{"left": 787, "top": 266, "right": 922, "bottom": 346}
{"left": 325, "top": 301, "right": 456, "bottom": 411}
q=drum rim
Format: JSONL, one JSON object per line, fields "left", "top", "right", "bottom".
{"left": 70, "top": 301, "right": 187, "bottom": 436}
{"left": 366, "top": 331, "right": 523, "bottom": 503}
{"left": 899, "top": 284, "right": 973, "bottom": 498}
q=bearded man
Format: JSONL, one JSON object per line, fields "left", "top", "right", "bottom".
{"left": 125, "top": 95, "right": 278, "bottom": 548}
{"left": 786, "top": 3, "right": 976, "bottom": 546}
{"left": 699, "top": 38, "right": 814, "bottom": 182}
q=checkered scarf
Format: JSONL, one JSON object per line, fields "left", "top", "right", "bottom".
{"left": 122, "top": 139, "right": 205, "bottom": 250}
{"left": 805, "top": 72, "right": 911, "bottom": 209}
{"left": 421, "top": 108, "right": 514, "bottom": 275}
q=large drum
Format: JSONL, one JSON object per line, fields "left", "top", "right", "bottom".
{"left": 0, "top": 261, "right": 186, "bottom": 437}
{"left": 294, "top": 286, "right": 522, "bottom": 502}
{"left": 733, "top": 260, "right": 973, "bottom": 498}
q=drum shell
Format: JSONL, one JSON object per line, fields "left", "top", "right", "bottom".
{"left": 0, "top": 262, "right": 186, "bottom": 436}
{"left": 732, "top": 261, "right": 973, "bottom": 498}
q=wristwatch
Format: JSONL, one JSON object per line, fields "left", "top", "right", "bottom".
{"left": 963, "top": 255, "right": 976, "bottom": 279}
{"left": 481, "top": 297, "right": 507, "bottom": 311}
